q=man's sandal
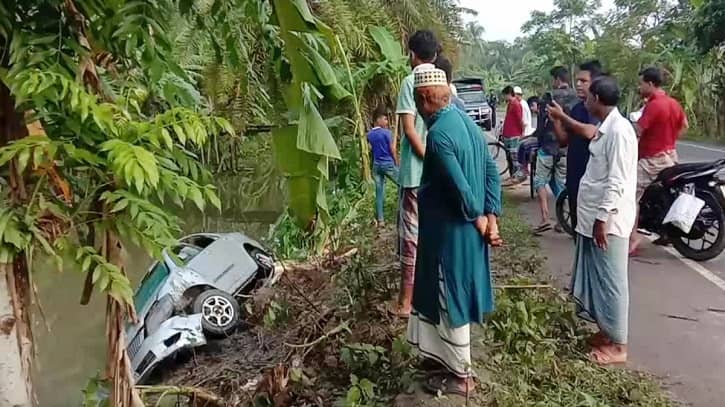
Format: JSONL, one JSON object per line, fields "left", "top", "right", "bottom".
{"left": 423, "top": 375, "right": 475, "bottom": 397}
{"left": 589, "top": 348, "right": 627, "bottom": 365}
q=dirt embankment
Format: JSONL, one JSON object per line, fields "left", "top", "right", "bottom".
{"left": 155, "top": 226, "right": 407, "bottom": 406}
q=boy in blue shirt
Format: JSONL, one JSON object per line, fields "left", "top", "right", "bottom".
{"left": 367, "top": 112, "right": 399, "bottom": 226}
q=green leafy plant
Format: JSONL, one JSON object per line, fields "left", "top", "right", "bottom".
{"left": 343, "top": 374, "right": 377, "bottom": 407}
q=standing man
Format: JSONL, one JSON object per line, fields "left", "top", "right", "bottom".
{"left": 501, "top": 85, "right": 524, "bottom": 181}
{"left": 568, "top": 76, "right": 637, "bottom": 364}
{"left": 629, "top": 67, "right": 688, "bottom": 254}
{"left": 553, "top": 60, "right": 604, "bottom": 231}
{"left": 532, "top": 66, "right": 578, "bottom": 234}
{"left": 434, "top": 55, "right": 466, "bottom": 110}
{"left": 515, "top": 86, "right": 534, "bottom": 137}
{"left": 512, "top": 88, "right": 536, "bottom": 182}
{"left": 391, "top": 30, "right": 440, "bottom": 317}
{"left": 488, "top": 91, "right": 498, "bottom": 125}
{"left": 367, "top": 112, "right": 399, "bottom": 226}
{"left": 406, "top": 66, "right": 502, "bottom": 396}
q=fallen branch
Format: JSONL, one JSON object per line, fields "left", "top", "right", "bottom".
{"left": 284, "top": 320, "right": 351, "bottom": 349}
{"left": 136, "top": 385, "right": 224, "bottom": 407}
{"left": 272, "top": 248, "right": 359, "bottom": 275}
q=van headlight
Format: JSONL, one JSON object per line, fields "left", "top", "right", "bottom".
{"left": 144, "top": 295, "right": 174, "bottom": 336}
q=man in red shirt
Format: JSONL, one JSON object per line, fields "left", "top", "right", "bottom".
{"left": 630, "top": 67, "right": 688, "bottom": 253}
{"left": 501, "top": 85, "right": 525, "bottom": 180}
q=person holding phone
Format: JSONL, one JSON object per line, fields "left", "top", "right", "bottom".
{"left": 532, "top": 67, "right": 578, "bottom": 234}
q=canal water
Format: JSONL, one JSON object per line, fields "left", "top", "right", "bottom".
{"left": 32, "top": 166, "right": 284, "bottom": 406}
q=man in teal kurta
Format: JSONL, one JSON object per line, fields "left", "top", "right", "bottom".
{"left": 406, "top": 66, "right": 502, "bottom": 397}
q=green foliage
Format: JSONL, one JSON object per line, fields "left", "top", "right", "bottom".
{"left": 460, "top": 0, "right": 725, "bottom": 140}
{"left": 484, "top": 200, "right": 677, "bottom": 407}
{"left": 0, "top": 1, "right": 230, "bottom": 313}
{"left": 81, "top": 374, "right": 110, "bottom": 407}
{"left": 262, "top": 299, "right": 291, "bottom": 329}
{"left": 75, "top": 246, "right": 134, "bottom": 305}
{"left": 693, "top": 0, "right": 725, "bottom": 52}
{"left": 341, "top": 343, "right": 388, "bottom": 377}
{"left": 343, "top": 374, "right": 377, "bottom": 407}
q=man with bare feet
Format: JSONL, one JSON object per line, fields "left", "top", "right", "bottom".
{"left": 390, "top": 30, "right": 440, "bottom": 317}
{"left": 556, "top": 76, "right": 637, "bottom": 365}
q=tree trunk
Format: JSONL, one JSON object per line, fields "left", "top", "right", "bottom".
{"left": 0, "top": 263, "right": 32, "bottom": 407}
{"left": 102, "top": 230, "right": 143, "bottom": 407}
{"left": 0, "top": 82, "right": 34, "bottom": 406}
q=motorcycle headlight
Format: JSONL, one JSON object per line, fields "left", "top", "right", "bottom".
{"left": 145, "top": 294, "right": 174, "bottom": 336}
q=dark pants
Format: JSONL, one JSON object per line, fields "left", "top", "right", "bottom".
{"left": 569, "top": 189, "right": 578, "bottom": 231}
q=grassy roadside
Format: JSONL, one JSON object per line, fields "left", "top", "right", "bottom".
{"left": 480, "top": 196, "right": 677, "bottom": 406}
{"left": 153, "top": 189, "right": 677, "bottom": 406}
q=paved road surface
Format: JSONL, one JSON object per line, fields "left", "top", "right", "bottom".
{"left": 513, "top": 140, "right": 725, "bottom": 407}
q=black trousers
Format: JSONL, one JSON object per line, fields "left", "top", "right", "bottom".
{"left": 569, "top": 189, "right": 578, "bottom": 231}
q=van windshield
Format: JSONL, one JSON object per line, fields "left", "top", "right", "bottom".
{"left": 134, "top": 261, "right": 170, "bottom": 312}
{"left": 459, "top": 91, "right": 486, "bottom": 104}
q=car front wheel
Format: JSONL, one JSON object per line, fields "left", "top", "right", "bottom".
{"left": 193, "top": 289, "right": 240, "bottom": 337}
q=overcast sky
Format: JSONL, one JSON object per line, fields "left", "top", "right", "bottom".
{"left": 458, "top": 0, "right": 615, "bottom": 42}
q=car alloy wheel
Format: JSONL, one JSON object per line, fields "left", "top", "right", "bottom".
{"left": 201, "top": 295, "right": 235, "bottom": 328}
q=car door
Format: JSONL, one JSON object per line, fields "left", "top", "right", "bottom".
{"left": 185, "top": 234, "right": 257, "bottom": 294}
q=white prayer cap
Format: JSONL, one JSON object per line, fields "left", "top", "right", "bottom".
{"left": 412, "top": 63, "right": 435, "bottom": 73}
{"left": 513, "top": 86, "right": 523, "bottom": 95}
{"left": 414, "top": 65, "right": 448, "bottom": 88}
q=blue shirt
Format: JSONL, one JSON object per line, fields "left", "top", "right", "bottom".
{"left": 566, "top": 101, "right": 599, "bottom": 195}
{"left": 367, "top": 127, "right": 395, "bottom": 165}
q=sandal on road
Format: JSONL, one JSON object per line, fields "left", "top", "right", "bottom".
{"left": 533, "top": 223, "right": 552, "bottom": 235}
{"left": 423, "top": 374, "right": 475, "bottom": 397}
{"left": 589, "top": 347, "right": 627, "bottom": 366}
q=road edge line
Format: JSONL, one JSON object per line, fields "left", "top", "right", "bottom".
{"left": 647, "top": 236, "right": 725, "bottom": 292}
{"left": 678, "top": 141, "right": 725, "bottom": 154}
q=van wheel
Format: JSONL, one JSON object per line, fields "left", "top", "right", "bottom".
{"left": 193, "top": 289, "right": 240, "bottom": 337}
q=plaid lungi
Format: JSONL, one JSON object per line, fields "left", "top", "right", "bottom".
{"left": 398, "top": 188, "right": 419, "bottom": 288}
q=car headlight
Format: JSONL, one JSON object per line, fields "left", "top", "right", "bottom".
{"left": 145, "top": 294, "right": 174, "bottom": 336}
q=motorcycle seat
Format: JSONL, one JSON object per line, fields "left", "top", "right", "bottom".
{"left": 656, "top": 161, "right": 720, "bottom": 183}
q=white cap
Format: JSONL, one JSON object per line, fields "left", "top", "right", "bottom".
{"left": 413, "top": 65, "right": 448, "bottom": 88}
{"left": 513, "top": 86, "right": 523, "bottom": 95}
{"left": 413, "top": 63, "right": 435, "bottom": 73}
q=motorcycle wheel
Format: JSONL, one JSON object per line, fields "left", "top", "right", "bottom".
{"left": 672, "top": 190, "right": 725, "bottom": 261}
{"left": 555, "top": 189, "right": 575, "bottom": 237}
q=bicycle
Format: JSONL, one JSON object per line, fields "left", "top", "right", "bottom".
{"left": 487, "top": 134, "right": 511, "bottom": 177}
{"left": 555, "top": 189, "right": 576, "bottom": 237}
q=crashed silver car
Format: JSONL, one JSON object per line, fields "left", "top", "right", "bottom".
{"left": 126, "top": 232, "right": 274, "bottom": 383}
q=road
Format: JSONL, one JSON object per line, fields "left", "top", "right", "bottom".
{"left": 512, "top": 140, "right": 725, "bottom": 407}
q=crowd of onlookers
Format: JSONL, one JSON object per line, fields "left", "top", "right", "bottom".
{"left": 364, "top": 28, "right": 689, "bottom": 395}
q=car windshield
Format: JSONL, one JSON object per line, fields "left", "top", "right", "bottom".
{"left": 459, "top": 91, "right": 486, "bottom": 104}
{"left": 134, "top": 261, "right": 170, "bottom": 312}
{"left": 166, "top": 243, "right": 203, "bottom": 266}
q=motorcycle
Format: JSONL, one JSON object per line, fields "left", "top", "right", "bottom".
{"left": 638, "top": 158, "right": 725, "bottom": 261}
{"left": 556, "top": 158, "right": 725, "bottom": 261}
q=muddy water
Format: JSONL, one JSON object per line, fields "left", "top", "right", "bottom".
{"left": 32, "top": 169, "right": 284, "bottom": 406}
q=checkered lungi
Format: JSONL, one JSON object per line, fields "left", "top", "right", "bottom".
{"left": 397, "top": 188, "right": 419, "bottom": 288}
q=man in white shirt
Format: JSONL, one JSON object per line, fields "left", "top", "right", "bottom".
{"left": 514, "top": 86, "right": 534, "bottom": 136}
{"left": 567, "top": 76, "right": 637, "bottom": 365}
